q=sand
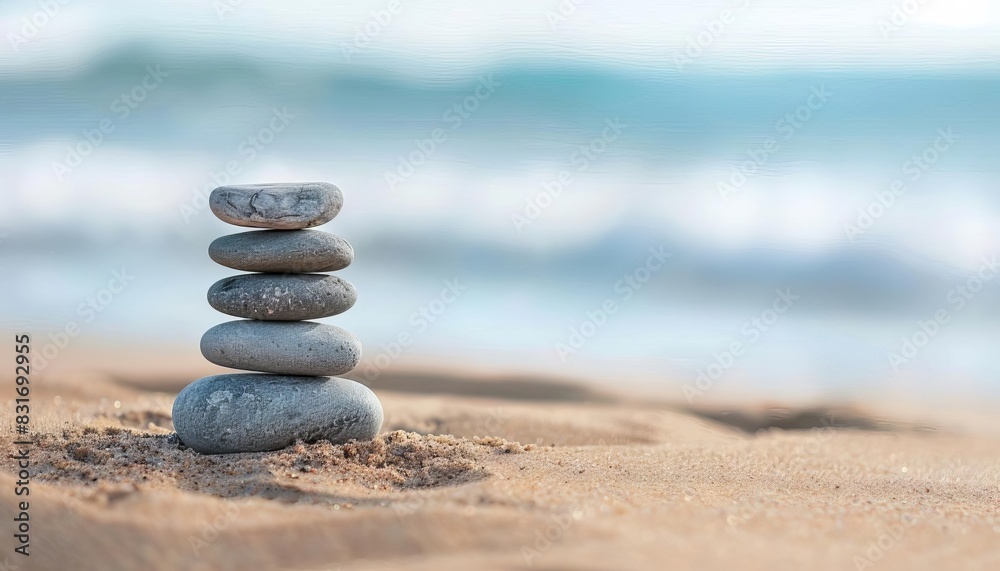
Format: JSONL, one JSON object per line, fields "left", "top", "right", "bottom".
{"left": 1, "top": 353, "right": 999, "bottom": 570}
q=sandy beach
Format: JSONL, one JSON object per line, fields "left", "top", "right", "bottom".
{"left": 2, "top": 347, "right": 998, "bottom": 571}
{"left": 4, "top": 1, "right": 1000, "bottom": 569}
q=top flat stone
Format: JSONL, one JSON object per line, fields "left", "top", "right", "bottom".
{"left": 209, "top": 183, "right": 343, "bottom": 229}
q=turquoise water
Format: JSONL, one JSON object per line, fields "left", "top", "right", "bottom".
{"left": 2, "top": 14, "right": 1000, "bottom": 401}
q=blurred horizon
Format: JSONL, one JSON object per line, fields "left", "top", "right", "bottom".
{"left": 3, "top": 1, "right": 1000, "bottom": 403}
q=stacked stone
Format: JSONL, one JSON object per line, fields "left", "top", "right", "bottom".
{"left": 172, "top": 183, "right": 383, "bottom": 454}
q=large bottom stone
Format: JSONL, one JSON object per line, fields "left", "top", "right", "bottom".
{"left": 172, "top": 374, "right": 383, "bottom": 454}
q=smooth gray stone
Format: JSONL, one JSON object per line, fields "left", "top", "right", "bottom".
{"left": 172, "top": 374, "right": 383, "bottom": 454}
{"left": 208, "top": 274, "right": 357, "bottom": 321}
{"left": 209, "top": 183, "right": 343, "bottom": 229}
{"left": 209, "top": 230, "right": 354, "bottom": 273}
{"left": 201, "top": 320, "right": 362, "bottom": 376}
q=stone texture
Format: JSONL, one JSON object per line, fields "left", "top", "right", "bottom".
{"left": 209, "top": 183, "right": 343, "bottom": 229}
{"left": 171, "top": 374, "right": 383, "bottom": 454}
{"left": 209, "top": 230, "right": 354, "bottom": 273}
{"left": 201, "top": 320, "right": 362, "bottom": 376}
{"left": 207, "top": 274, "right": 357, "bottom": 321}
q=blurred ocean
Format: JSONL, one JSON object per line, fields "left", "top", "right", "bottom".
{"left": 2, "top": 1, "right": 999, "bottom": 401}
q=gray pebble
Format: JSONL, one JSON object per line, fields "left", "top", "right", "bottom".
{"left": 172, "top": 374, "right": 383, "bottom": 454}
{"left": 209, "top": 183, "right": 343, "bottom": 229}
{"left": 208, "top": 274, "right": 357, "bottom": 321}
{"left": 201, "top": 320, "right": 362, "bottom": 376}
{"left": 209, "top": 230, "right": 354, "bottom": 273}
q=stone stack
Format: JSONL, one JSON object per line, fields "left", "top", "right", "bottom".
{"left": 172, "top": 182, "right": 383, "bottom": 454}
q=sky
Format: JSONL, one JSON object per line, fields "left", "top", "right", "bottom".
{"left": 2, "top": 0, "right": 1000, "bottom": 73}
